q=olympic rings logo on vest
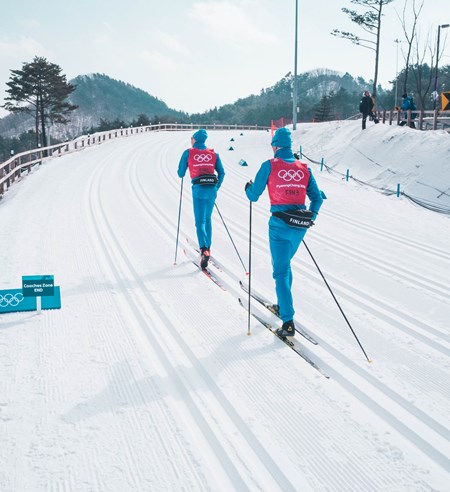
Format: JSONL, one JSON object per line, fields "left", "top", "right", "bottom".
{"left": 193, "top": 154, "right": 213, "bottom": 163}
{"left": 0, "top": 292, "right": 24, "bottom": 307}
{"left": 278, "top": 169, "right": 305, "bottom": 182}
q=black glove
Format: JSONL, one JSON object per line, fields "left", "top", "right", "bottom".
{"left": 245, "top": 181, "right": 252, "bottom": 191}
{"left": 293, "top": 152, "right": 300, "bottom": 159}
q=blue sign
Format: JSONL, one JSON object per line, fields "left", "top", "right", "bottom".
{"left": 0, "top": 287, "right": 61, "bottom": 314}
{"left": 22, "top": 275, "right": 55, "bottom": 297}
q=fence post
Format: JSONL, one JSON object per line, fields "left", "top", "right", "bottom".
{"left": 6, "top": 163, "right": 10, "bottom": 189}
{"left": 320, "top": 157, "right": 324, "bottom": 171}
{"left": 346, "top": 169, "right": 349, "bottom": 181}
{"left": 418, "top": 109, "right": 424, "bottom": 131}
{"left": 433, "top": 110, "right": 438, "bottom": 130}
{"left": 397, "top": 184, "right": 401, "bottom": 197}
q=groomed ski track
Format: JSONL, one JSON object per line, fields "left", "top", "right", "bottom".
{"left": 1, "top": 128, "right": 449, "bottom": 491}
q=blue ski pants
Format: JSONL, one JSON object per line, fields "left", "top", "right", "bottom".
{"left": 269, "top": 225, "right": 307, "bottom": 322}
{"left": 193, "top": 195, "right": 216, "bottom": 250}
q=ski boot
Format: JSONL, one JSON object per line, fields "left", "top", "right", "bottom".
{"left": 200, "top": 248, "right": 210, "bottom": 270}
{"left": 276, "top": 320, "right": 295, "bottom": 338}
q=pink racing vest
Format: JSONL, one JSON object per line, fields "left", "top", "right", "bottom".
{"left": 267, "top": 158, "right": 310, "bottom": 205}
{"left": 187, "top": 148, "right": 217, "bottom": 178}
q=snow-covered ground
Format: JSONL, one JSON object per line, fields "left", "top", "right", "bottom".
{"left": 0, "top": 121, "right": 449, "bottom": 491}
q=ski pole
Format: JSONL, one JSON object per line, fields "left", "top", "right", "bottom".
{"left": 173, "top": 178, "right": 184, "bottom": 265}
{"left": 303, "top": 240, "right": 372, "bottom": 363}
{"left": 214, "top": 203, "right": 248, "bottom": 273}
{"left": 247, "top": 201, "right": 253, "bottom": 336}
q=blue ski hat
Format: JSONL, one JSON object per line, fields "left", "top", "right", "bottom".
{"left": 271, "top": 127, "right": 292, "bottom": 148}
{"left": 192, "top": 129, "right": 208, "bottom": 143}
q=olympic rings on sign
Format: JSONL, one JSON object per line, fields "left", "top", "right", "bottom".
{"left": 193, "top": 154, "right": 213, "bottom": 163}
{"left": 278, "top": 169, "right": 305, "bottom": 182}
{"left": 0, "top": 292, "right": 24, "bottom": 307}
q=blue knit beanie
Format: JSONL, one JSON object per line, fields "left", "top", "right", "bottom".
{"left": 192, "top": 129, "right": 208, "bottom": 143}
{"left": 271, "top": 127, "right": 292, "bottom": 148}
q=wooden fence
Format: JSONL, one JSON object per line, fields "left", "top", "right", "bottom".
{"left": 376, "top": 109, "right": 450, "bottom": 131}
{"left": 0, "top": 122, "right": 269, "bottom": 198}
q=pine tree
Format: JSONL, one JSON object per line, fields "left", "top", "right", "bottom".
{"left": 331, "top": 0, "right": 395, "bottom": 101}
{"left": 314, "top": 95, "right": 334, "bottom": 122}
{"left": 2, "top": 56, "right": 77, "bottom": 148}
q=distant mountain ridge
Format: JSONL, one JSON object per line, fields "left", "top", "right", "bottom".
{"left": 189, "top": 68, "right": 374, "bottom": 125}
{"left": 0, "top": 73, "right": 186, "bottom": 139}
{"left": 68, "top": 74, "right": 186, "bottom": 134}
{"left": 0, "top": 69, "right": 376, "bottom": 139}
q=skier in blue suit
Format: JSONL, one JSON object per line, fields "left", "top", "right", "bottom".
{"left": 178, "top": 129, "right": 225, "bottom": 269}
{"left": 245, "top": 127, "right": 325, "bottom": 338}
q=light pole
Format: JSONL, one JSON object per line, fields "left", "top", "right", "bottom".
{"left": 433, "top": 24, "right": 450, "bottom": 110}
{"left": 394, "top": 38, "right": 401, "bottom": 107}
{"left": 292, "top": 0, "right": 298, "bottom": 130}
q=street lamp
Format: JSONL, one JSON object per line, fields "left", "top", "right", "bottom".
{"left": 292, "top": 0, "right": 298, "bottom": 130}
{"left": 394, "top": 38, "right": 401, "bottom": 107}
{"left": 433, "top": 24, "right": 450, "bottom": 110}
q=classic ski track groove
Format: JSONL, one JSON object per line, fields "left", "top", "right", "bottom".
{"left": 83, "top": 143, "right": 212, "bottom": 489}
{"left": 132, "top": 135, "right": 450, "bottom": 470}
{"left": 85, "top": 138, "right": 300, "bottom": 491}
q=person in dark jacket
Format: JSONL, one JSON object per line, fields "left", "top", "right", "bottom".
{"left": 245, "top": 128, "right": 325, "bottom": 338}
{"left": 177, "top": 129, "right": 225, "bottom": 269}
{"left": 359, "top": 91, "right": 379, "bottom": 130}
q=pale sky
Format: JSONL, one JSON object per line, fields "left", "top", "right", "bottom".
{"left": 0, "top": 0, "right": 449, "bottom": 118}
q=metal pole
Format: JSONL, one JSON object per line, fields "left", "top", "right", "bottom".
{"left": 292, "top": 0, "right": 298, "bottom": 130}
{"left": 303, "top": 241, "right": 372, "bottom": 363}
{"left": 394, "top": 38, "right": 401, "bottom": 107}
{"left": 214, "top": 203, "right": 247, "bottom": 273}
{"left": 247, "top": 201, "right": 253, "bottom": 336}
{"left": 434, "top": 25, "right": 449, "bottom": 111}
{"left": 433, "top": 26, "right": 441, "bottom": 110}
{"left": 173, "top": 178, "right": 184, "bottom": 265}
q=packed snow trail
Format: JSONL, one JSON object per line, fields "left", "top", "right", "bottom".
{"left": 1, "top": 125, "right": 449, "bottom": 491}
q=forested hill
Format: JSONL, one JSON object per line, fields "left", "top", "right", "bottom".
{"left": 189, "top": 69, "right": 377, "bottom": 126}
{"left": 0, "top": 73, "right": 186, "bottom": 139}
{"left": 68, "top": 74, "right": 186, "bottom": 134}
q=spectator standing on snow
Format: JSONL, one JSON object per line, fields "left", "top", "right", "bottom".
{"left": 177, "top": 129, "right": 225, "bottom": 269}
{"left": 399, "top": 93, "right": 417, "bottom": 129}
{"left": 245, "top": 127, "right": 325, "bottom": 338}
{"left": 359, "top": 90, "right": 379, "bottom": 130}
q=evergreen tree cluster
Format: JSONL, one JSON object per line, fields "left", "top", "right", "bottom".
{"left": 0, "top": 130, "right": 37, "bottom": 162}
